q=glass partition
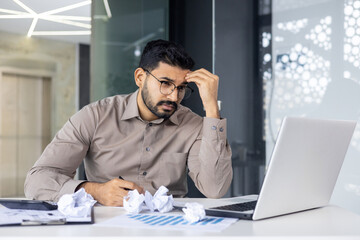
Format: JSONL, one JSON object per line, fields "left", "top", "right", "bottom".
{"left": 267, "top": 0, "right": 360, "bottom": 214}
{"left": 91, "top": 0, "right": 169, "bottom": 101}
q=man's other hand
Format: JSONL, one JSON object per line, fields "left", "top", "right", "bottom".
{"left": 76, "top": 178, "right": 144, "bottom": 206}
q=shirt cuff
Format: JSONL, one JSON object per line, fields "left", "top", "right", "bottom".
{"left": 202, "top": 117, "right": 227, "bottom": 140}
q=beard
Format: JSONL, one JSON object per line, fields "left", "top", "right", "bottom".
{"left": 141, "top": 80, "right": 178, "bottom": 119}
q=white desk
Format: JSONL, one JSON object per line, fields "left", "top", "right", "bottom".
{"left": 1, "top": 197, "right": 360, "bottom": 239}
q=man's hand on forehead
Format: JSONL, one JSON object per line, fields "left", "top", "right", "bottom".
{"left": 185, "top": 68, "right": 220, "bottom": 119}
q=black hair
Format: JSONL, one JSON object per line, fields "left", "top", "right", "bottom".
{"left": 138, "top": 39, "right": 195, "bottom": 72}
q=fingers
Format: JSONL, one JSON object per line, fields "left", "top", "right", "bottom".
{"left": 185, "top": 72, "right": 210, "bottom": 84}
{"left": 98, "top": 179, "right": 145, "bottom": 207}
{"left": 185, "top": 68, "right": 220, "bottom": 118}
{"left": 98, "top": 184, "right": 128, "bottom": 206}
{"left": 185, "top": 69, "right": 219, "bottom": 91}
{"left": 185, "top": 68, "right": 218, "bottom": 96}
{"left": 185, "top": 68, "right": 218, "bottom": 83}
{"left": 116, "top": 179, "right": 145, "bottom": 194}
{"left": 187, "top": 68, "right": 213, "bottom": 77}
{"left": 114, "top": 188, "right": 128, "bottom": 205}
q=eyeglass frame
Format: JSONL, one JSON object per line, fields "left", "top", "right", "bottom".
{"left": 143, "top": 68, "right": 194, "bottom": 99}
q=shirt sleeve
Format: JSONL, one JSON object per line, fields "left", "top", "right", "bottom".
{"left": 187, "top": 117, "right": 233, "bottom": 198}
{"left": 24, "top": 106, "right": 96, "bottom": 202}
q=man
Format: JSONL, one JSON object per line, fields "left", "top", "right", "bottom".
{"left": 25, "top": 39, "right": 232, "bottom": 206}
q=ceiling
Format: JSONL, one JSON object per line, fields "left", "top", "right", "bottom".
{"left": 0, "top": 0, "right": 92, "bottom": 44}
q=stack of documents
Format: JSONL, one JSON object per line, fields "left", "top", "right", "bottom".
{"left": 0, "top": 207, "right": 93, "bottom": 226}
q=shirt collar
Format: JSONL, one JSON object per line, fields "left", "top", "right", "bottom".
{"left": 168, "top": 106, "right": 180, "bottom": 125}
{"left": 121, "top": 90, "right": 140, "bottom": 121}
{"left": 121, "top": 89, "right": 180, "bottom": 126}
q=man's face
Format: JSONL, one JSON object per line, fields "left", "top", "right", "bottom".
{"left": 140, "top": 62, "right": 190, "bottom": 119}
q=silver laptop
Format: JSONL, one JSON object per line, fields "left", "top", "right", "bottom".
{"left": 204, "top": 116, "right": 357, "bottom": 220}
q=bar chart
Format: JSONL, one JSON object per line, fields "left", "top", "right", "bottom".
{"left": 128, "top": 214, "right": 227, "bottom": 226}
{"left": 96, "top": 213, "right": 238, "bottom": 232}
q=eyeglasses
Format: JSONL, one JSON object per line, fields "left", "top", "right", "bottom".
{"left": 143, "top": 69, "right": 194, "bottom": 100}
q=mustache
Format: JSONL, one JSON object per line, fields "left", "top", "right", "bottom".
{"left": 157, "top": 101, "right": 177, "bottom": 108}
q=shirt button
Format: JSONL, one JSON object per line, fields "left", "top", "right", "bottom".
{"left": 219, "top": 127, "right": 224, "bottom": 132}
{"left": 146, "top": 147, "right": 150, "bottom": 152}
{"left": 148, "top": 123, "right": 153, "bottom": 126}
{"left": 143, "top": 171, "right": 147, "bottom": 176}
{"left": 211, "top": 126, "right": 217, "bottom": 130}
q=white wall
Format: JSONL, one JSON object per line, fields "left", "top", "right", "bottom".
{"left": 0, "top": 31, "right": 78, "bottom": 135}
{"left": 266, "top": 0, "right": 360, "bottom": 214}
{"left": 0, "top": 31, "right": 78, "bottom": 196}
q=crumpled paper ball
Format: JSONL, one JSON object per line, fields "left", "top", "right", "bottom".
{"left": 57, "top": 188, "right": 97, "bottom": 217}
{"left": 123, "top": 189, "right": 145, "bottom": 214}
{"left": 150, "top": 186, "right": 174, "bottom": 213}
{"left": 182, "top": 202, "right": 206, "bottom": 223}
{"left": 123, "top": 185, "right": 173, "bottom": 213}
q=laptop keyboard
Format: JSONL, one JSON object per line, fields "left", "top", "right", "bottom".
{"left": 211, "top": 200, "right": 257, "bottom": 211}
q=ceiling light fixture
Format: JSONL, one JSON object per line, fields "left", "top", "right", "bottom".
{"left": 13, "top": 0, "right": 35, "bottom": 15}
{"left": 93, "top": 0, "right": 112, "bottom": 20}
{"left": 32, "top": 31, "right": 91, "bottom": 36}
{"left": 0, "top": 14, "right": 32, "bottom": 19}
{"left": 0, "top": 8, "right": 30, "bottom": 15}
{"left": 27, "top": 17, "right": 38, "bottom": 37}
{"left": 45, "top": 15, "right": 91, "bottom": 21}
{"left": 103, "top": 0, "right": 112, "bottom": 18}
{"left": 40, "top": 1, "right": 91, "bottom": 16}
{"left": 40, "top": 16, "right": 91, "bottom": 29}
{"left": 0, "top": 0, "right": 91, "bottom": 38}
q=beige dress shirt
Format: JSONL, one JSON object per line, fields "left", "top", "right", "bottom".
{"left": 25, "top": 90, "right": 233, "bottom": 201}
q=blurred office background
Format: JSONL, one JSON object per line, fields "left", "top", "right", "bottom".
{"left": 0, "top": 0, "right": 359, "bottom": 215}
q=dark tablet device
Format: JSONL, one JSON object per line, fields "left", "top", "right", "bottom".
{"left": 0, "top": 199, "right": 58, "bottom": 211}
